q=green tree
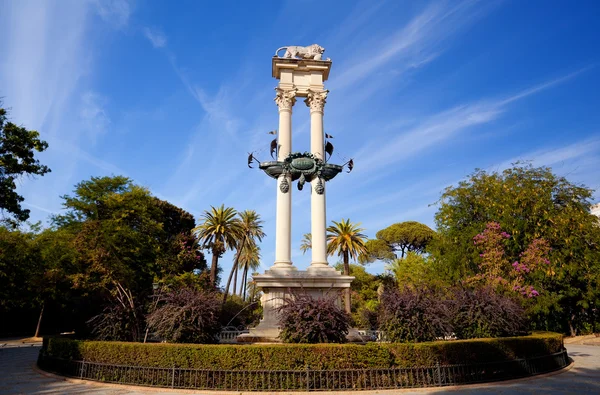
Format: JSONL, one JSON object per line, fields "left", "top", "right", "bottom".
{"left": 364, "top": 221, "right": 435, "bottom": 262}
{"left": 387, "top": 252, "right": 446, "bottom": 290}
{"left": 334, "top": 263, "right": 381, "bottom": 329}
{"left": 53, "top": 176, "right": 205, "bottom": 338}
{"left": 326, "top": 219, "right": 368, "bottom": 313}
{"left": 300, "top": 233, "right": 312, "bottom": 255}
{"left": 31, "top": 228, "right": 77, "bottom": 337}
{"left": 0, "top": 226, "right": 76, "bottom": 337}
{"left": 223, "top": 210, "right": 264, "bottom": 304}
{"left": 0, "top": 227, "right": 40, "bottom": 327}
{"left": 152, "top": 198, "right": 206, "bottom": 277}
{"left": 0, "top": 107, "right": 51, "bottom": 226}
{"left": 237, "top": 242, "right": 261, "bottom": 302}
{"left": 55, "top": 176, "right": 163, "bottom": 294}
{"left": 194, "top": 205, "right": 242, "bottom": 287}
{"left": 433, "top": 163, "right": 600, "bottom": 335}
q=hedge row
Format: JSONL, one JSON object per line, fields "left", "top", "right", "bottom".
{"left": 40, "top": 332, "right": 563, "bottom": 370}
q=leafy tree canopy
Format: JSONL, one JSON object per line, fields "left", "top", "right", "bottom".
{"left": 0, "top": 107, "right": 50, "bottom": 226}
{"left": 433, "top": 163, "right": 600, "bottom": 335}
{"left": 363, "top": 221, "right": 435, "bottom": 262}
{"left": 54, "top": 176, "right": 205, "bottom": 295}
{"left": 194, "top": 205, "right": 242, "bottom": 287}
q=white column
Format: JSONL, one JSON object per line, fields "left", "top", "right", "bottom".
{"left": 273, "top": 88, "right": 296, "bottom": 269}
{"left": 305, "top": 90, "right": 329, "bottom": 268}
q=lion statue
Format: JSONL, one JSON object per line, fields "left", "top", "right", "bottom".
{"left": 275, "top": 44, "right": 326, "bottom": 60}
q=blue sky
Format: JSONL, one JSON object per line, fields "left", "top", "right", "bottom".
{"left": 1, "top": 0, "right": 599, "bottom": 280}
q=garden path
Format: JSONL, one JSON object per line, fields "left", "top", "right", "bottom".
{"left": 0, "top": 344, "right": 598, "bottom": 394}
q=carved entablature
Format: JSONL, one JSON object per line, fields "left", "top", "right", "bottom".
{"left": 305, "top": 89, "right": 328, "bottom": 113}
{"left": 274, "top": 87, "right": 297, "bottom": 111}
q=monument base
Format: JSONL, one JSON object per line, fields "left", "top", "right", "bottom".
{"left": 237, "top": 266, "right": 354, "bottom": 343}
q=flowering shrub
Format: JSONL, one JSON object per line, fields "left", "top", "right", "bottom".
{"left": 378, "top": 287, "right": 451, "bottom": 342}
{"left": 277, "top": 293, "right": 350, "bottom": 343}
{"left": 471, "top": 222, "right": 550, "bottom": 298}
{"left": 449, "top": 286, "right": 528, "bottom": 339}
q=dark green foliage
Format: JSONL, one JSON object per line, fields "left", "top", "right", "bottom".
{"left": 52, "top": 176, "right": 207, "bottom": 338}
{"left": 334, "top": 263, "right": 381, "bottom": 329}
{"left": 0, "top": 227, "right": 40, "bottom": 312}
{"left": 0, "top": 226, "right": 79, "bottom": 336}
{"left": 277, "top": 293, "right": 350, "bottom": 343}
{"left": 41, "top": 332, "right": 564, "bottom": 370}
{"left": 146, "top": 287, "right": 221, "bottom": 343}
{"left": 0, "top": 175, "right": 209, "bottom": 337}
{"left": 219, "top": 295, "right": 261, "bottom": 329}
{"left": 363, "top": 221, "right": 435, "bottom": 263}
{"left": 0, "top": 106, "right": 50, "bottom": 226}
{"left": 449, "top": 287, "right": 529, "bottom": 339}
{"left": 433, "top": 163, "right": 600, "bottom": 335}
{"left": 379, "top": 287, "right": 451, "bottom": 342}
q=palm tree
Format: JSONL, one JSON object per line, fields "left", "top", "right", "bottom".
{"left": 326, "top": 219, "right": 368, "bottom": 313}
{"left": 193, "top": 205, "right": 242, "bottom": 287}
{"left": 299, "top": 233, "right": 312, "bottom": 255}
{"left": 223, "top": 210, "right": 265, "bottom": 304}
{"left": 237, "top": 242, "right": 261, "bottom": 301}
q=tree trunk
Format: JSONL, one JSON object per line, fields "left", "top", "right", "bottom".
{"left": 569, "top": 313, "right": 577, "bottom": 337}
{"left": 223, "top": 238, "right": 246, "bottom": 305}
{"left": 34, "top": 303, "right": 44, "bottom": 338}
{"left": 241, "top": 264, "right": 249, "bottom": 302}
{"left": 233, "top": 264, "right": 238, "bottom": 296}
{"left": 343, "top": 251, "right": 351, "bottom": 314}
{"left": 210, "top": 251, "right": 219, "bottom": 287}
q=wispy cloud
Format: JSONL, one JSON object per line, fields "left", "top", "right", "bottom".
{"left": 80, "top": 91, "right": 110, "bottom": 143}
{"left": 488, "top": 137, "right": 600, "bottom": 201}
{"left": 498, "top": 67, "right": 594, "bottom": 106}
{"left": 58, "top": 142, "right": 129, "bottom": 176}
{"left": 357, "top": 69, "right": 589, "bottom": 174}
{"left": 143, "top": 27, "right": 167, "bottom": 48}
{"left": 23, "top": 202, "right": 57, "bottom": 215}
{"left": 0, "top": 0, "right": 136, "bottom": 222}
{"left": 493, "top": 137, "right": 600, "bottom": 171}
{"left": 91, "top": 0, "right": 132, "bottom": 29}
{"left": 330, "top": 0, "right": 494, "bottom": 91}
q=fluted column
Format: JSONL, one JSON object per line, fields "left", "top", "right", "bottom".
{"left": 273, "top": 88, "right": 296, "bottom": 269}
{"left": 305, "top": 89, "right": 329, "bottom": 269}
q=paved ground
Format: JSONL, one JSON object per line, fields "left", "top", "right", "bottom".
{"left": 0, "top": 345, "right": 599, "bottom": 394}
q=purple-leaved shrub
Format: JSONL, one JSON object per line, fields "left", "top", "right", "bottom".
{"left": 379, "top": 286, "right": 529, "bottom": 342}
{"left": 277, "top": 292, "right": 350, "bottom": 343}
{"left": 147, "top": 286, "right": 221, "bottom": 343}
{"left": 448, "top": 286, "right": 529, "bottom": 339}
{"left": 378, "top": 287, "right": 451, "bottom": 342}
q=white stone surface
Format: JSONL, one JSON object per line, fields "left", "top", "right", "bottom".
{"left": 241, "top": 268, "right": 353, "bottom": 341}
{"left": 272, "top": 88, "right": 297, "bottom": 270}
{"left": 306, "top": 89, "right": 329, "bottom": 269}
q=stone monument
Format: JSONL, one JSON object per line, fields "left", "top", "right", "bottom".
{"left": 240, "top": 45, "right": 354, "bottom": 342}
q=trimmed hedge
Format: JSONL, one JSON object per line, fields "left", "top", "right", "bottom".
{"left": 40, "top": 332, "right": 563, "bottom": 370}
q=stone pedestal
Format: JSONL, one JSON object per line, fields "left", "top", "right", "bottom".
{"left": 238, "top": 267, "right": 353, "bottom": 342}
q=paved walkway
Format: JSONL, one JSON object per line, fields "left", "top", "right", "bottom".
{"left": 0, "top": 345, "right": 599, "bottom": 394}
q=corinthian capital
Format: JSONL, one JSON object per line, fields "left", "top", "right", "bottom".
{"left": 304, "top": 89, "right": 329, "bottom": 113}
{"left": 274, "top": 88, "right": 297, "bottom": 111}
